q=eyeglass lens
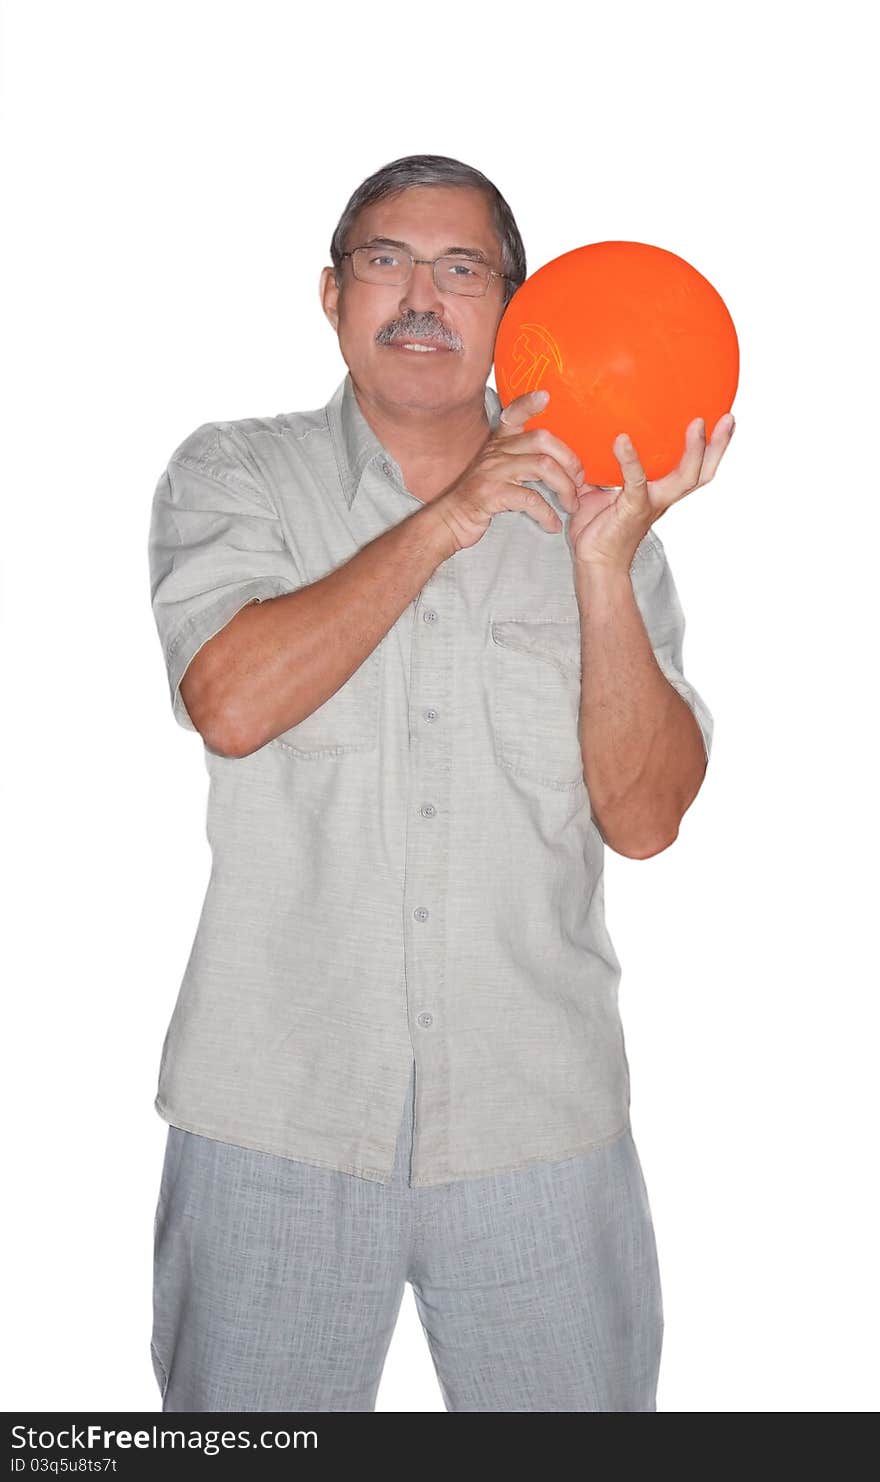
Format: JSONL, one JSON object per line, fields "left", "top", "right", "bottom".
{"left": 352, "top": 247, "right": 491, "bottom": 295}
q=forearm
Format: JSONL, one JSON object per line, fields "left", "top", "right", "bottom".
{"left": 198, "top": 503, "right": 455, "bottom": 757}
{"left": 575, "top": 561, "right": 707, "bottom": 857}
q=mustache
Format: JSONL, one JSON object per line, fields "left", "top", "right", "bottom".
{"left": 375, "top": 316, "right": 462, "bottom": 350}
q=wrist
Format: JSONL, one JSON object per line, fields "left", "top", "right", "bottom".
{"left": 415, "top": 495, "right": 460, "bottom": 563}
{"left": 573, "top": 560, "right": 635, "bottom": 617}
{"left": 573, "top": 556, "right": 634, "bottom": 588}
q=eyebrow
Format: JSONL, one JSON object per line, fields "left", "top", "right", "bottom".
{"left": 361, "top": 236, "right": 491, "bottom": 263}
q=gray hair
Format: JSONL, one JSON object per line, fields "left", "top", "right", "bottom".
{"left": 329, "top": 154, "right": 526, "bottom": 308}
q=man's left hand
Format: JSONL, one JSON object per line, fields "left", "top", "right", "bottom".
{"left": 567, "top": 412, "right": 736, "bottom": 572}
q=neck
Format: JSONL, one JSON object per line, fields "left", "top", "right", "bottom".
{"left": 350, "top": 376, "right": 492, "bottom": 503}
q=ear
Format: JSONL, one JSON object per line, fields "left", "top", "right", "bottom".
{"left": 320, "top": 265, "right": 341, "bottom": 331}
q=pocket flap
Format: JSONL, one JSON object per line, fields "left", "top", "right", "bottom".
{"left": 491, "top": 616, "right": 581, "bottom": 677}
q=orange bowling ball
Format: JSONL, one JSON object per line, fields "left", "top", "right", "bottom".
{"left": 493, "top": 240, "right": 739, "bottom": 487}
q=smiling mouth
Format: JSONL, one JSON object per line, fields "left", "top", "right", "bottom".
{"left": 384, "top": 337, "right": 454, "bottom": 353}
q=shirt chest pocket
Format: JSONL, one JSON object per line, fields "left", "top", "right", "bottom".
{"left": 489, "top": 614, "right": 585, "bottom": 790}
{"left": 271, "top": 644, "right": 381, "bottom": 758}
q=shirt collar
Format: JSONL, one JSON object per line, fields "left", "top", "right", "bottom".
{"left": 327, "top": 371, "right": 503, "bottom": 509}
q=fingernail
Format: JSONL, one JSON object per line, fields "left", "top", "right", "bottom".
{"left": 534, "top": 389, "right": 549, "bottom": 403}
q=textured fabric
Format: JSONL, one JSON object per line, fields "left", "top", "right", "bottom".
{"left": 151, "top": 1060, "right": 664, "bottom": 1412}
{"left": 147, "top": 372, "right": 714, "bottom": 1186}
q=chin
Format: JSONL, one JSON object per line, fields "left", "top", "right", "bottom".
{"left": 351, "top": 348, "right": 482, "bottom": 408}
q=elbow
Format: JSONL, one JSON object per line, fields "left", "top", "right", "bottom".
{"left": 623, "top": 828, "right": 680, "bottom": 860}
{"left": 180, "top": 665, "right": 251, "bottom": 758}
{"left": 203, "top": 705, "right": 258, "bottom": 758}
{"left": 591, "top": 805, "right": 679, "bottom": 860}
{"left": 203, "top": 726, "right": 246, "bottom": 759}
{"left": 185, "top": 695, "right": 247, "bottom": 759}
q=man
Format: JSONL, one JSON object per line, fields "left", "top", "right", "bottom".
{"left": 148, "top": 154, "right": 732, "bottom": 1413}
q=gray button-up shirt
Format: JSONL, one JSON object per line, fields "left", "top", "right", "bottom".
{"left": 148, "top": 372, "right": 714, "bottom": 1187}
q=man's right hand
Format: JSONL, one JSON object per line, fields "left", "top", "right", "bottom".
{"left": 433, "top": 389, "right": 586, "bottom": 554}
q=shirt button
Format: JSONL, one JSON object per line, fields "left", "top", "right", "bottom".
{"left": 417, "top": 1011, "right": 434, "bottom": 1028}
{"left": 413, "top": 906, "right": 430, "bottom": 922}
{"left": 423, "top": 609, "right": 438, "bottom": 623}
{"left": 422, "top": 707, "right": 438, "bottom": 723}
{"left": 381, "top": 460, "right": 392, "bottom": 477}
{"left": 419, "top": 803, "right": 437, "bottom": 818}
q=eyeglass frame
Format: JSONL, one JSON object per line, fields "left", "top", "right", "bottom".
{"left": 339, "top": 243, "right": 513, "bottom": 297}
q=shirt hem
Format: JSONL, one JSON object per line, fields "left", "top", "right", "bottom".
{"left": 153, "top": 1097, "right": 394, "bottom": 1184}
{"left": 156, "top": 1097, "right": 633, "bottom": 1187}
{"left": 407, "top": 1118, "right": 634, "bottom": 1187}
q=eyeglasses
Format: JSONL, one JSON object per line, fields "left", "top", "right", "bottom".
{"left": 341, "top": 244, "right": 511, "bottom": 297}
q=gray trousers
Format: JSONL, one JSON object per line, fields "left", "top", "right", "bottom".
{"left": 151, "top": 1060, "right": 663, "bottom": 1411}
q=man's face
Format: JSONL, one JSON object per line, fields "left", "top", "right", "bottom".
{"left": 320, "top": 185, "right": 509, "bottom": 411}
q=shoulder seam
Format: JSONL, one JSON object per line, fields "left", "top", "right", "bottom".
{"left": 167, "top": 449, "right": 280, "bottom": 516}
{"left": 221, "top": 411, "right": 332, "bottom": 448}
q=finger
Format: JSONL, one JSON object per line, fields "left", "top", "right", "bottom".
{"left": 508, "top": 425, "right": 585, "bottom": 494}
{"left": 679, "top": 417, "right": 709, "bottom": 488}
{"left": 612, "top": 433, "right": 650, "bottom": 511}
{"left": 506, "top": 453, "right": 580, "bottom": 515}
{"left": 504, "top": 482, "right": 563, "bottom": 533}
{"left": 664, "top": 415, "right": 729, "bottom": 500}
{"left": 694, "top": 412, "right": 736, "bottom": 486}
{"left": 497, "top": 388, "right": 551, "bottom": 435}
{"left": 645, "top": 413, "right": 737, "bottom": 505}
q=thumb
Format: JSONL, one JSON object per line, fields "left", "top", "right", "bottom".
{"left": 498, "top": 387, "right": 550, "bottom": 433}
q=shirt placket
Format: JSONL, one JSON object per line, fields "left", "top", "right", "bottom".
{"left": 403, "top": 552, "right": 456, "bottom": 1186}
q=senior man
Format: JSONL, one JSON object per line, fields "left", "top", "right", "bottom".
{"left": 148, "top": 153, "right": 732, "bottom": 1413}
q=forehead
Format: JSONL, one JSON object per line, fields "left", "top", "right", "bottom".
{"left": 351, "top": 185, "right": 498, "bottom": 252}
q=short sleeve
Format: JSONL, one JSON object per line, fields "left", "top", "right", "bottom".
{"left": 630, "top": 528, "right": 714, "bottom": 763}
{"left": 148, "top": 422, "right": 304, "bottom": 732}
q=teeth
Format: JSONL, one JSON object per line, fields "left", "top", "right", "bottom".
{"left": 400, "top": 343, "right": 439, "bottom": 352}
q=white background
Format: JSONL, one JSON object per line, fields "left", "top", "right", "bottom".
{"left": 2, "top": 0, "right": 877, "bottom": 1414}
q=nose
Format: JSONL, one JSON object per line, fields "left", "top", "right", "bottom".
{"left": 398, "top": 258, "right": 446, "bottom": 319}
